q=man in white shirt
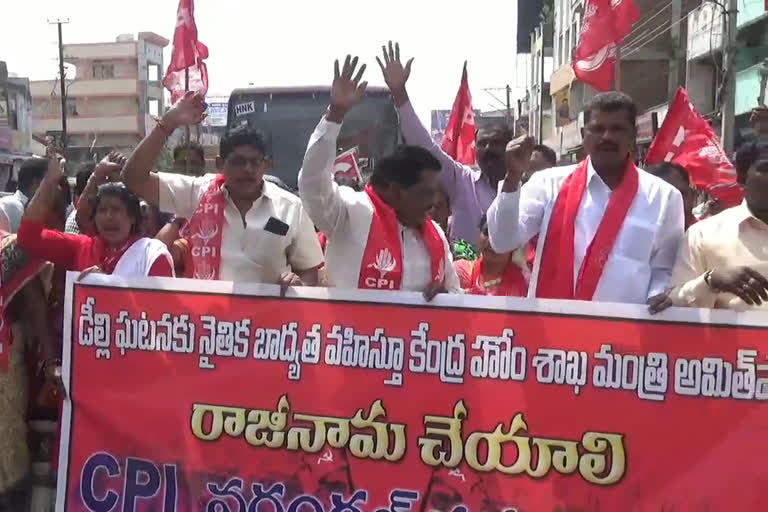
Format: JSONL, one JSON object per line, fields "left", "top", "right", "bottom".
{"left": 299, "top": 55, "right": 460, "bottom": 299}
{"left": 122, "top": 93, "right": 323, "bottom": 287}
{"left": 666, "top": 142, "right": 768, "bottom": 311}
{"left": 488, "top": 92, "right": 684, "bottom": 307}
{"left": 0, "top": 158, "right": 48, "bottom": 233}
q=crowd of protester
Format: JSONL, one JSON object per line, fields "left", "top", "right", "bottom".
{"left": 1, "top": 41, "right": 767, "bottom": 507}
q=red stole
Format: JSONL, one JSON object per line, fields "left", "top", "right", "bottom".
{"left": 537, "top": 157, "right": 639, "bottom": 300}
{"left": 317, "top": 231, "right": 327, "bottom": 253}
{"left": 181, "top": 174, "right": 226, "bottom": 280}
{"left": 358, "top": 185, "right": 445, "bottom": 290}
{"left": 468, "top": 256, "right": 528, "bottom": 297}
{"left": 526, "top": 236, "right": 538, "bottom": 269}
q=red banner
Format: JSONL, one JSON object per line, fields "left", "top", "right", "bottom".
{"left": 57, "top": 275, "right": 768, "bottom": 511}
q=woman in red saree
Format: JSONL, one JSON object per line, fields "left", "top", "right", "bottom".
{"left": 0, "top": 230, "right": 53, "bottom": 508}
{"left": 18, "top": 153, "right": 173, "bottom": 278}
{"left": 454, "top": 215, "right": 530, "bottom": 297}
{"left": 0, "top": 172, "right": 70, "bottom": 508}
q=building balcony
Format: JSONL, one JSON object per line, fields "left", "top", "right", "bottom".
{"left": 735, "top": 63, "right": 767, "bottom": 116}
{"left": 34, "top": 115, "right": 140, "bottom": 135}
{"left": 738, "top": 0, "right": 768, "bottom": 29}
{"left": 63, "top": 42, "right": 138, "bottom": 61}
{"left": 30, "top": 79, "right": 139, "bottom": 98}
{"left": 687, "top": 2, "right": 724, "bottom": 61}
{"left": 550, "top": 64, "right": 575, "bottom": 95}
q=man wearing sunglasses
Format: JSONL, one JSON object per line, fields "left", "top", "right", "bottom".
{"left": 122, "top": 92, "right": 323, "bottom": 289}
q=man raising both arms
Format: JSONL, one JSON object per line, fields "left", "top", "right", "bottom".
{"left": 378, "top": 42, "right": 511, "bottom": 247}
{"left": 299, "top": 56, "right": 460, "bottom": 299}
{"left": 121, "top": 93, "right": 323, "bottom": 289}
{"left": 488, "top": 92, "right": 684, "bottom": 309}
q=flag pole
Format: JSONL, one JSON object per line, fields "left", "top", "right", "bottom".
{"left": 614, "top": 42, "right": 622, "bottom": 91}
{"left": 184, "top": 68, "right": 191, "bottom": 174}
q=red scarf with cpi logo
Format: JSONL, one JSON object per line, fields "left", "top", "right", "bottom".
{"left": 181, "top": 174, "right": 226, "bottom": 280}
{"left": 536, "top": 157, "right": 639, "bottom": 300}
{"left": 358, "top": 185, "right": 445, "bottom": 290}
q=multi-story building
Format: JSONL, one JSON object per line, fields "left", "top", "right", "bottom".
{"left": 513, "top": 0, "right": 555, "bottom": 147}
{"left": 548, "top": 0, "right": 699, "bottom": 160}
{"left": 30, "top": 32, "right": 168, "bottom": 165}
{"left": 686, "top": 1, "right": 725, "bottom": 115}
{"left": 687, "top": 0, "right": 768, "bottom": 146}
{"left": 0, "top": 62, "right": 41, "bottom": 190}
{"left": 528, "top": 23, "right": 555, "bottom": 149}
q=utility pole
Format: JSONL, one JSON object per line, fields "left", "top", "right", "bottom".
{"left": 506, "top": 85, "right": 512, "bottom": 124}
{"left": 185, "top": 68, "right": 190, "bottom": 174}
{"left": 49, "top": 19, "right": 69, "bottom": 156}
{"left": 668, "top": 0, "right": 683, "bottom": 97}
{"left": 539, "top": 26, "right": 546, "bottom": 144}
{"left": 720, "top": 0, "right": 738, "bottom": 153}
{"left": 758, "top": 58, "right": 768, "bottom": 106}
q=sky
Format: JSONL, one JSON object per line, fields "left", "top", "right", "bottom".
{"left": 2, "top": 0, "right": 528, "bottom": 125}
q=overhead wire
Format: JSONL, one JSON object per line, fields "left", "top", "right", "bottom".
{"left": 622, "top": 9, "right": 697, "bottom": 59}
{"left": 572, "top": 0, "right": 671, "bottom": 52}
{"left": 572, "top": 0, "right": 675, "bottom": 60}
{"left": 624, "top": 9, "right": 681, "bottom": 52}
{"left": 621, "top": 0, "right": 674, "bottom": 47}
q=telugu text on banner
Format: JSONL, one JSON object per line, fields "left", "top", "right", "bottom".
{"left": 57, "top": 274, "right": 768, "bottom": 512}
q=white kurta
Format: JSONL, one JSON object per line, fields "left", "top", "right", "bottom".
{"left": 487, "top": 159, "right": 685, "bottom": 304}
{"left": 299, "top": 117, "right": 461, "bottom": 293}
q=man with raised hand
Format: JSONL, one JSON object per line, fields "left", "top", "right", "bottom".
{"left": 121, "top": 92, "right": 323, "bottom": 291}
{"left": 298, "top": 55, "right": 460, "bottom": 300}
{"left": 377, "top": 41, "right": 512, "bottom": 247}
{"left": 488, "top": 92, "right": 684, "bottom": 308}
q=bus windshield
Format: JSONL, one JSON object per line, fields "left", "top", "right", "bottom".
{"left": 227, "top": 87, "right": 399, "bottom": 189}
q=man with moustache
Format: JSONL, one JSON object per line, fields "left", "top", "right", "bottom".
{"left": 122, "top": 92, "right": 323, "bottom": 288}
{"left": 488, "top": 92, "right": 685, "bottom": 308}
{"left": 299, "top": 55, "right": 461, "bottom": 299}
{"left": 378, "top": 42, "right": 511, "bottom": 247}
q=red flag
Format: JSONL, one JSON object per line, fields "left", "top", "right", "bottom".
{"left": 163, "top": 0, "right": 209, "bottom": 104}
{"left": 646, "top": 87, "right": 742, "bottom": 205}
{"left": 333, "top": 147, "right": 362, "bottom": 181}
{"left": 441, "top": 62, "right": 476, "bottom": 166}
{"left": 577, "top": 0, "right": 639, "bottom": 57}
{"left": 611, "top": 0, "right": 640, "bottom": 43}
{"left": 572, "top": 0, "right": 639, "bottom": 91}
{"left": 573, "top": 43, "right": 617, "bottom": 92}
